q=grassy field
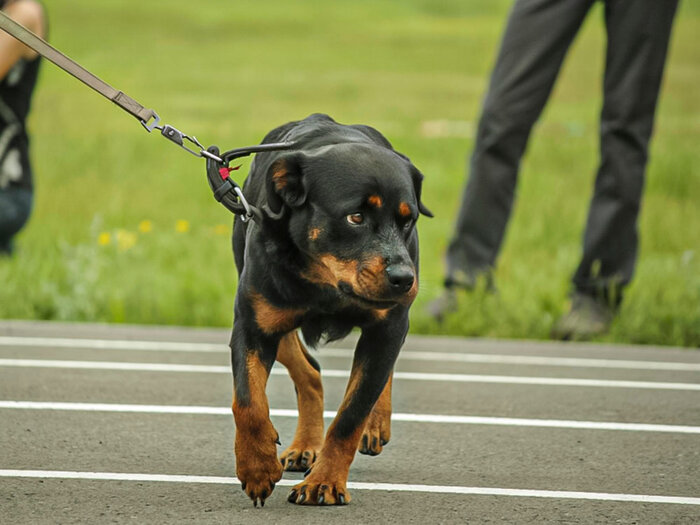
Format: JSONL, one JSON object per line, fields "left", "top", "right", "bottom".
{"left": 1, "top": 0, "right": 698, "bottom": 346}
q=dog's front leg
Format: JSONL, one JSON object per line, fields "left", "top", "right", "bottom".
{"left": 288, "top": 314, "right": 408, "bottom": 505}
{"left": 230, "top": 318, "right": 283, "bottom": 507}
{"left": 358, "top": 372, "right": 393, "bottom": 456}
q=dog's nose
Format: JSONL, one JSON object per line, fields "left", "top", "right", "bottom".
{"left": 386, "top": 264, "right": 415, "bottom": 293}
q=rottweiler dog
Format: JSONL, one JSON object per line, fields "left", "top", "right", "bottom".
{"left": 211, "top": 113, "right": 431, "bottom": 507}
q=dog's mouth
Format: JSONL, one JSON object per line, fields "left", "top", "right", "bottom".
{"left": 338, "top": 282, "right": 399, "bottom": 309}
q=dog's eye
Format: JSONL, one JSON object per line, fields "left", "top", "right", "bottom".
{"left": 346, "top": 213, "right": 364, "bottom": 225}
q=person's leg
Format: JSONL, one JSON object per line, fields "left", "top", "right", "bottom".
{"left": 429, "top": 0, "right": 594, "bottom": 321}
{"left": 0, "top": 187, "right": 32, "bottom": 255}
{"left": 556, "top": 0, "right": 679, "bottom": 338}
{"left": 445, "top": 0, "right": 594, "bottom": 289}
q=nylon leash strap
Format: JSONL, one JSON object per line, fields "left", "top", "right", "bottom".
{"left": 0, "top": 11, "right": 294, "bottom": 222}
{"left": 0, "top": 11, "right": 157, "bottom": 127}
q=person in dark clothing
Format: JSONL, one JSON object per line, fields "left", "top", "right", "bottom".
{"left": 427, "top": 0, "right": 679, "bottom": 339}
{"left": 0, "top": 0, "right": 45, "bottom": 255}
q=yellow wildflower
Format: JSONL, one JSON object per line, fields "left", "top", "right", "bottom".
{"left": 138, "top": 220, "right": 153, "bottom": 233}
{"left": 97, "top": 232, "right": 111, "bottom": 246}
{"left": 175, "top": 220, "right": 190, "bottom": 233}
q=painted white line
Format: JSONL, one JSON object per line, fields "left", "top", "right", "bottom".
{"left": 2, "top": 336, "right": 699, "bottom": 372}
{"left": 0, "top": 359, "right": 230, "bottom": 374}
{"left": 2, "top": 401, "right": 699, "bottom": 434}
{"left": 389, "top": 372, "right": 700, "bottom": 391}
{"left": 0, "top": 401, "right": 230, "bottom": 415}
{"left": 384, "top": 349, "right": 700, "bottom": 372}
{"left": 2, "top": 358, "right": 699, "bottom": 391}
{"left": 0, "top": 336, "right": 223, "bottom": 353}
{"left": 1, "top": 469, "right": 698, "bottom": 505}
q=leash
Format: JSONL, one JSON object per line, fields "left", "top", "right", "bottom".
{"left": 0, "top": 11, "right": 294, "bottom": 222}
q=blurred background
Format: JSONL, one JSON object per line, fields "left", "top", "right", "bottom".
{"left": 0, "top": 0, "right": 697, "bottom": 345}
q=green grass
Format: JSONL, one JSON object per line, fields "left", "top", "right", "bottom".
{"left": 1, "top": 0, "right": 698, "bottom": 346}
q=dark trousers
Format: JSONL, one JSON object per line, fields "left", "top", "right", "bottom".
{"left": 0, "top": 187, "right": 32, "bottom": 254}
{"left": 446, "top": 0, "right": 679, "bottom": 302}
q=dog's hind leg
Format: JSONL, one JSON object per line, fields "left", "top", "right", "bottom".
{"left": 276, "top": 331, "right": 325, "bottom": 472}
{"left": 358, "top": 372, "right": 392, "bottom": 456}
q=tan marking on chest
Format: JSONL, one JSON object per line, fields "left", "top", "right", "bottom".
{"left": 250, "top": 292, "right": 306, "bottom": 335}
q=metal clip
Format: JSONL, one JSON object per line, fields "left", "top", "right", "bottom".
{"left": 140, "top": 112, "right": 161, "bottom": 133}
{"left": 160, "top": 125, "right": 207, "bottom": 158}
{"left": 142, "top": 113, "right": 226, "bottom": 162}
{"left": 233, "top": 186, "right": 254, "bottom": 222}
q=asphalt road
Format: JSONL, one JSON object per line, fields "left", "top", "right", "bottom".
{"left": 0, "top": 320, "right": 699, "bottom": 524}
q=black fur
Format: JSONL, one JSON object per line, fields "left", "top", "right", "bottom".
{"left": 232, "top": 113, "right": 430, "bottom": 347}
{"left": 224, "top": 113, "right": 431, "bottom": 506}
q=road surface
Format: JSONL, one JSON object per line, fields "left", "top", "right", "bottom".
{"left": 1, "top": 320, "right": 699, "bottom": 523}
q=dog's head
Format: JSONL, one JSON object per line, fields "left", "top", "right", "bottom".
{"left": 263, "top": 142, "right": 432, "bottom": 309}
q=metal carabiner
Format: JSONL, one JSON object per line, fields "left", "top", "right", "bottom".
{"left": 159, "top": 125, "right": 207, "bottom": 158}
{"left": 141, "top": 114, "right": 223, "bottom": 162}
{"left": 233, "top": 186, "right": 254, "bottom": 222}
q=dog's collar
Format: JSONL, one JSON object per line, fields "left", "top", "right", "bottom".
{"left": 205, "top": 142, "right": 296, "bottom": 223}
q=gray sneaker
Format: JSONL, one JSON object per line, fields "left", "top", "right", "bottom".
{"left": 551, "top": 293, "right": 615, "bottom": 341}
{"left": 445, "top": 268, "right": 495, "bottom": 292}
{"left": 425, "top": 288, "right": 459, "bottom": 323}
{"left": 426, "top": 269, "right": 496, "bottom": 323}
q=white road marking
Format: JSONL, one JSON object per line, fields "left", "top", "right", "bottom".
{"left": 0, "top": 358, "right": 230, "bottom": 373}
{"left": 1, "top": 469, "right": 699, "bottom": 505}
{"left": 2, "top": 401, "right": 699, "bottom": 434}
{"left": 389, "top": 349, "right": 700, "bottom": 372}
{"left": 2, "top": 336, "right": 699, "bottom": 372}
{"left": 1, "top": 358, "right": 699, "bottom": 391}
{"left": 0, "top": 336, "right": 223, "bottom": 353}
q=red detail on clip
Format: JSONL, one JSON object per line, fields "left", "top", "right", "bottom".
{"left": 218, "top": 165, "right": 241, "bottom": 181}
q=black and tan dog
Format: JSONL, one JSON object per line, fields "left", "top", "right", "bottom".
{"left": 209, "top": 113, "right": 431, "bottom": 506}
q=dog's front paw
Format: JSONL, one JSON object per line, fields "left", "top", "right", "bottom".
{"left": 235, "top": 427, "right": 283, "bottom": 507}
{"left": 287, "top": 470, "right": 351, "bottom": 506}
{"left": 237, "top": 453, "right": 283, "bottom": 507}
{"left": 358, "top": 407, "right": 391, "bottom": 456}
{"left": 280, "top": 442, "right": 321, "bottom": 472}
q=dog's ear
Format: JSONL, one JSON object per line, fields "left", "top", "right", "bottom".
{"left": 264, "top": 153, "right": 307, "bottom": 220}
{"left": 409, "top": 164, "right": 434, "bottom": 218}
